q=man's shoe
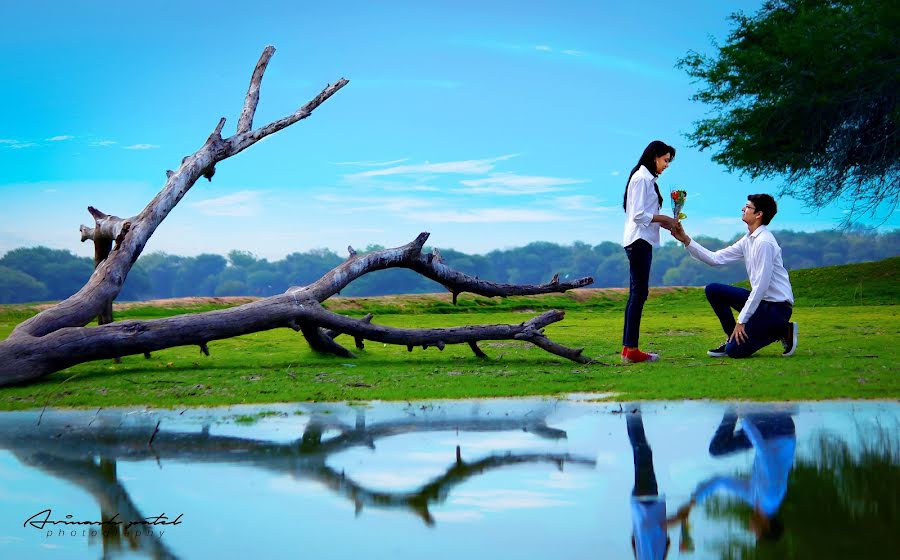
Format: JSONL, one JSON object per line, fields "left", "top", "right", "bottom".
{"left": 781, "top": 322, "right": 798, "bottom": 357}
{"left": 707, "top": 342, "right": 727, "bottom": 357}
{"left": 622, "top": 348, "right": 660, "bottom": 363}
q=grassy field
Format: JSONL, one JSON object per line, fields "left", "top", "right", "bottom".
{"left": 0, "top": 258, "right": 896, "bottom": 409}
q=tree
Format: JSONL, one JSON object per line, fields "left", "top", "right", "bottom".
{"left": 0, "top": 46, "right": 593, "bottom": 387}
{"left": 0, "top": 266, "right": 47, "bottom": 303}
{"left": 678, "top": 0, "right": 899, "bottom": 220}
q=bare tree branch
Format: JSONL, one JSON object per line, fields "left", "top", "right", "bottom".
{"left": 0, "top": 46, "right": 594, "bottom": 388}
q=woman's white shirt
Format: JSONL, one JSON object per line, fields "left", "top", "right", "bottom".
{"left": 623, "top": 165, "right": 661, "bottom": 248}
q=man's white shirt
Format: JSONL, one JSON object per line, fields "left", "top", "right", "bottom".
{"left": 685, "top": 225, "right": 794, "bottom": 324}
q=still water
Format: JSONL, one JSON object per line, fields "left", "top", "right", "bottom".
{"left": 0, "top": 398, "right": 897, "bottom": 559}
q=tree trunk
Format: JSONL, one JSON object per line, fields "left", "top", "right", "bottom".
{"left": 0, "top": 46, "right": 594, "bottom": 388}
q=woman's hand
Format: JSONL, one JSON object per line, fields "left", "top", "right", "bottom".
{"left": 654, "top": 215, "right": 679, "bottom": 231}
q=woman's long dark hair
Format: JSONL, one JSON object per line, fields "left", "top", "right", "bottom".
{"left": 622, "top": 140, "right": 675, "bottom": 211}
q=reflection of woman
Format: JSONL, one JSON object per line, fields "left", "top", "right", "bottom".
{"left": 621, "top": 141, "right": 680, "bottom": 363}
{"left": 627, "top": 411, "right": 691, "bottom": 559}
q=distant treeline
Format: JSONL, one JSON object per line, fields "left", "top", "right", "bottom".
{"left": 1, "top": 229, "right": 897, "bottom": 304}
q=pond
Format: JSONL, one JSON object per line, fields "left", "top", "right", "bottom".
{"left": 0, "top": 397, "right": 897, "bottom": 559}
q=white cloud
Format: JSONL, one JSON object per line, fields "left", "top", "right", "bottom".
{"left": 381, "top": 184, "right": 441, "bottom": 193}
{"left": 456, "top": 173, "right": 586, "bottom": 195}
{"left": 535, "top": 45, "right": 552, "bottom": 52}
{"left": 451, "top": 489, "right": 572, "bottom": 512}
{"left": 123, "top": 143, "right": 160, "bottom": 150}
{"left": 416, "top": 208, "right": 566, "bottom": 224}
{"left": 610, "top": 170, "right": 621, "bottom": 176}
{"left": 46, "top": 135, "right": 73, "bottom": 141}
{"left": 1, "top": 139, "right": 37, "bottom": 149}
{"left": 189, "top": 190, "right": 263, "bottom": 217}
{"left": 346, "top": 155, "right": 518, "bottom": 179}
{"left": 562, "top": 49, "right": 584, "bottom": 56}
{"left": 314, "top": 194, "right": 432, "bottom": 214}
{"left": 91, "top": 140, "right": 117, "bottom": 147}
{"left": 552, "top": 195, "right": 616, "bottom": 212}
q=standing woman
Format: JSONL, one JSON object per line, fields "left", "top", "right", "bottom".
{"left": 622, "top": 140, "right": 679, "bottom": 364}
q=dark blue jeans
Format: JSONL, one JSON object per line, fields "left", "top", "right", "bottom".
{"left": 705, "top": 283, "right": 793, "bottom": 358}
{"left": 623, "top": 239, "right": 652, "bottom": 347}
{"left": 708, "top": 411, "right": 796, "bottom": 456}
{"left": 627, "top": 413, "right": 658, "bottom": 496}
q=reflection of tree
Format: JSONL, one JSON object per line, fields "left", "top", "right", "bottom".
{"left": 704, "top": 427, "right": 900, "bottom": 559}
{"left": 14, "top": 452, "right": 178, "bottom": 560}
{"left": 3, "top": 408, "right": 594, "bottom": 556}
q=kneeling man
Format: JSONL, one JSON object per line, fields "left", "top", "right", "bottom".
{"left": 670, "top": 194, "right": 797, "bottom": 358}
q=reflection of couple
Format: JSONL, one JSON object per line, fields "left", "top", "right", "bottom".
{"left": 626, "top": 408, "right": 796, "bottom": 559}
{"left": 620, "top": 140, "right": 798, "bottom": 364}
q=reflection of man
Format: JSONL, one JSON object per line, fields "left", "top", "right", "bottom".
{"left": 670, "top": 194, "right": 798, "bottom": 359}
{"left": 627, "top": 411, "right": 691, "bottom": 559}
{"left": 692, "top": 410, "right": 797, "bottom": 541}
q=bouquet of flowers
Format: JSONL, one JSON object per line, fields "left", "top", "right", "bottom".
{"left": 671, "top": 189, "right": 687, "bottom": 220}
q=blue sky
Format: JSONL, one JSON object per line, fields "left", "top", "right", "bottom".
{"left": 1, "top": 0, "right": 896, "bottom": 260}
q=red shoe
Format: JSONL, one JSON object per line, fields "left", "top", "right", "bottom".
{"left": 622, "top": 347, "right": 660, "bottom": 364}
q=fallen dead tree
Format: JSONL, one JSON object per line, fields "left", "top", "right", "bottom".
{"left": 0, "top": 46, "right": 593, "bottom": 387}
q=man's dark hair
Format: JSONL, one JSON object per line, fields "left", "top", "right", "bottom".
{"left": 758, "top": 515, "right": 785, "bottom": 542}
{"left": 748, "top": 193, "right": 778, "bottom": 225}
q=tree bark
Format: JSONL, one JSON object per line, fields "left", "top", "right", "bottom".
{"left": 0, "top": 46, "right": 594, "bottom": 388}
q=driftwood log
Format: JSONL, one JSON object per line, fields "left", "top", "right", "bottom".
{"left": 0, "top": 46, "right": 593, "bottom": 387}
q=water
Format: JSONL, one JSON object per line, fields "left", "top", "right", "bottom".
{"left": 0, "top": 398, "right": 897, "bottom": 559}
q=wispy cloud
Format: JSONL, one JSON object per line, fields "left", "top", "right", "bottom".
{"left": 534, "top": 44, "right": 583, "bottom": 57}
{"left": 346, "top": 155, "right": 518, "bottom": 179}
{"left": 123, "top": 143, "right": 160, "bottom": 150}
{"left": 0, "top": 139, "right": 37, "bottom": 149}
{"left": 46, "top": 135, "right": 73, "bottom": 141}
{"left": 456, "top": 173, "right": 586, "bottom": 195}
{"left": 552, "top": 195, "right": 616, "bottom": 212}
{"left": 381, "top": 184, "right": 441, "bottom": 192}
{"left": 91, "top": 140, "right": 117, "bottom": 147}
{"left": 610, "top": 170, "right": 621, "bottom": 176}
{"left": 314, "top": 194, "right": 432, "bottom": 214}
{"left": 417, "top": 208, "right": 566, "bottom": 223}
{"left": 190, "top": 190, "right": 262, "bottom": 217}
{"left": 451, "top": 489, "right": 572, "bottom": 512}
{"left": 333, "top": 158, "right": 409, "bottom": 167}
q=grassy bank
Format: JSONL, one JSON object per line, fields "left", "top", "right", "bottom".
{"left": 1, "top": 258, "right": 896, "bottom": 409}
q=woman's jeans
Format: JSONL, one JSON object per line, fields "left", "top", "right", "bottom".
{"left": 623, "top": 239, "right": 652, "bottom": 347}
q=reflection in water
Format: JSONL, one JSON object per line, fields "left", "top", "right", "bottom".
{"left": 627, "top": 410, "right": 692, "bottom": 560}
{"left": 704, "top": 418, "right": 899, "bottom": 559}
{"left": 694, "top": 410, "right": 797, "bottom": 543}
{"left": 0, "top": 400, "right": 896, "bottom": 559}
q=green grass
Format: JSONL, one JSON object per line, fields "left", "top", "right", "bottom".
{"left": 1, "top": 258, "right": 896, "bottom": 409}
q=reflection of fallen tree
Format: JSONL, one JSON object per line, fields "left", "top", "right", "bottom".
{"left": 15, "top": 453, "right": 178, "bottom": 560}
{"left": 3, "top": 408, "right": 594, "bottom": 531}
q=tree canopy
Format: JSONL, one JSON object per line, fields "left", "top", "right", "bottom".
{"left": 678, "top": 0, "right": 899, "bottom": 220}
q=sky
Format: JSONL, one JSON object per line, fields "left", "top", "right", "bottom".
{"left": 1, "top": 0, "right": 896, "bottom": 261}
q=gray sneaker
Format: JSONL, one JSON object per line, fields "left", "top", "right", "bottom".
{"left": 781, "top": 322, "right": 798, "bottom": 357}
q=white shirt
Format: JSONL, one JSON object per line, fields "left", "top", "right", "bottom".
{"left": 630, "top": 495, "right": 668, "bottom": 560}
{"left": 685, "top": 225, "right": 794, "bottom": 324}
{"left": 623, "top": 165, "right": 661, "bottom": 248}
{"left": 693, "top": 418, "right": 796, "bottom": 516}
